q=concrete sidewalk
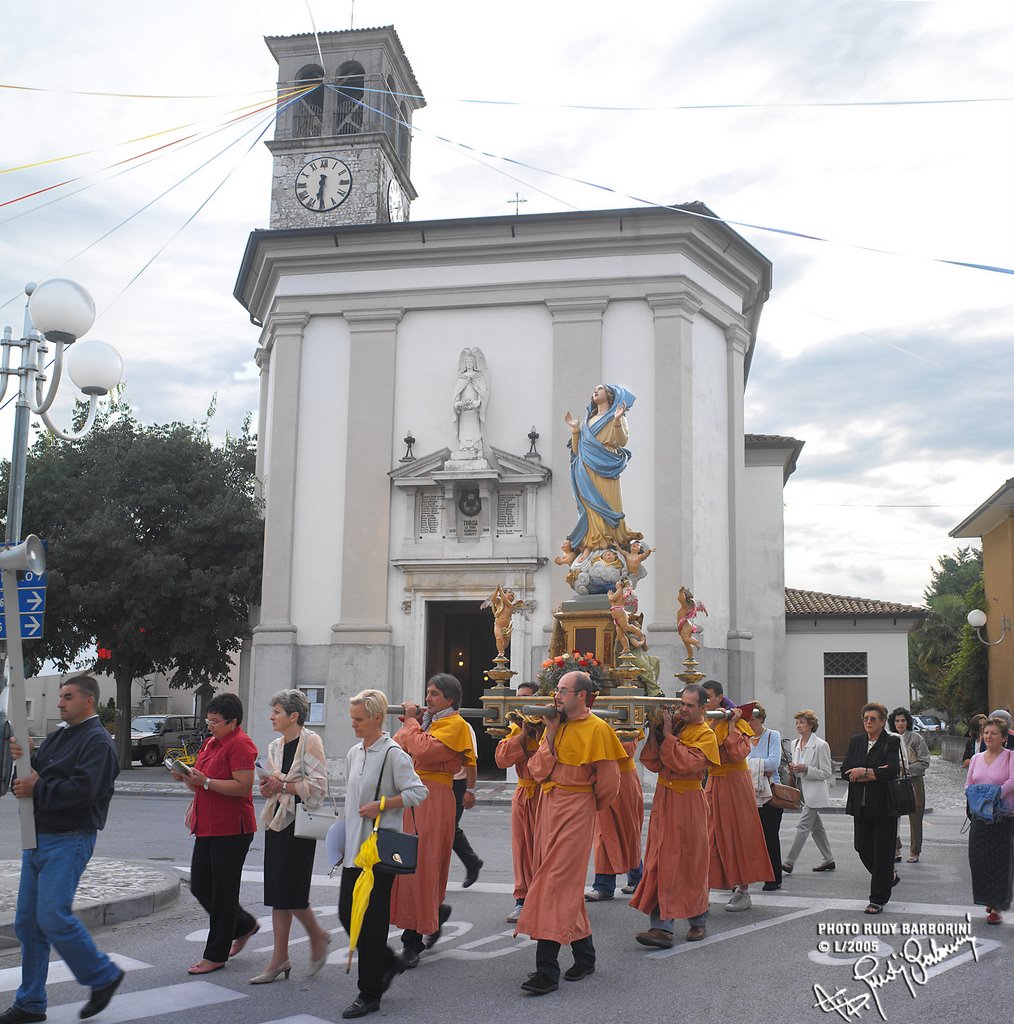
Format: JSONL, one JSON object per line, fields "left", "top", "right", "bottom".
{"left": 0, "top": 753, "right": 968, "bottom": 950}
{"left": 0, "top": 859, "right": 180, "bottom": 950}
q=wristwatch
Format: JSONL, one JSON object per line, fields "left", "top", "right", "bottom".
{"left": 203, "top": 778, "right": 211, "bottom": 791}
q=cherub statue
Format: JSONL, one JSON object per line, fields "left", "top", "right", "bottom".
{"left": 482, "top": 584, "right": 526, "bottom": 658}
{"left": 677, "top": 585, "right": 708, "bottom": 662}
{"left": 608, "top": 577, "right": 645, "bottom": 656}
{"left": 624, "top": 540, "right": 655, "bottom": 574}
{"left": 554, "top": 540, "right": 579, "bottom": 566}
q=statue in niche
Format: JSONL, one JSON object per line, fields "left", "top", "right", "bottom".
{"left": 563, "top": 383, "right": 642, "bottom": 557}
{"left": 452, "top": 347, "right": 489, "bottom": 459}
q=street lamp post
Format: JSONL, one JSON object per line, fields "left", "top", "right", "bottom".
{"left": 0, "top": 280, "right": 123, "bottom": 848}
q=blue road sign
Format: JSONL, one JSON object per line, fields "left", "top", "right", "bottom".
{"left": 0, "top": 542, "right": 48, "bottom": 640}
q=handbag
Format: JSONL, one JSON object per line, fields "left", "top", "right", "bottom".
{"left": 886, "top": 739, "right": 916, "bottom": 816}
{"left": 966, "top": 783, "right": 1005, "bottom": 823}
{"left": 769, "top": 782, "right": 802, "bottom": 810}
{"left": 372, "top": 746, "right": 419, "bottom": 875}
{"left": 291, "top": 733, "right": 339, "bottom": 840}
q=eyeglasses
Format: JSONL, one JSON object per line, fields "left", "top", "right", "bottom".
{"left": 862, "top": 715, "right": 882, "bottom": 722}
{"left": 205, "top": 718, "right": 227, "bottom": 728}
{"left": 555, "top": 687, "right": 575, "bottom": 694}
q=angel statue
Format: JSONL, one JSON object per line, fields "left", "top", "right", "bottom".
{"left": 563, "top": 383, "right": 642, "bottom": 557}
{"left": 452, "top": 347, "right": 489, "bottom": 459}
{"left": 677, "top": 586, "right": 708, "bottom": 663}
{"left": 481, "top": 585, "right": 526, "bottom": 659}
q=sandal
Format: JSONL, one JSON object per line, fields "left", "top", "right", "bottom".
{"left": 906, "top": 855, "right": 919, "bottom": 863}
{"left": 864, "top": 903, "right": 884, "bottom": 915}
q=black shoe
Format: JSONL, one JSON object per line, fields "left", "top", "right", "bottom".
{"left": 463, "top": 859, "right": 483, "bottom": 888}
{"left": 0, "top": 1008, "right": 47, "bottom": 1024}
{"left": 423, "top": 904, "right": 452, "bottom": 949}
{"left": 564, "top": 963, "right": 595, "bottom": 981}
{"left": 892, "top": 873, "right": 900, "bottom": 887}
{"left": 399, "top": 949, "right": 420, "bottom": 969}
{"left": 762, "top": 882, "right": 781, "bottom": 892}
{"left": 381, "top": 956, "right": 405, "bottom": 994}
{"left": 812, "top": 861, "right": 836, "bottom": 872}
{"left": 79, "top": 969, "right": 124, "bottom": 1020}
{"left": 520, "top": 972, "right": 559, "bottom": 995}
{"left": 341, "top": 998, "right": 380, "bottom": 1019}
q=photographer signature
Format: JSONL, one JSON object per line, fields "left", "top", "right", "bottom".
{"left": 812, "top": 933, "right": 980, "bottom": 1021}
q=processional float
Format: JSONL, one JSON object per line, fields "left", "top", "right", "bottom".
{"left": 455, "top": 383, "right": 729, "bottom": 742}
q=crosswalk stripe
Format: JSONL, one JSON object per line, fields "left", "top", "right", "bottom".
{"left": 0, "top": 955, "right": 150, "bottom": 994}
{"left": 257, "top": 1016, "right": 332, "bottom": 1024}
{"left": 45, "top": 980, "right": 244, "bottom": 1024}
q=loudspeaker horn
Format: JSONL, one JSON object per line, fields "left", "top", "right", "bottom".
{"left": 0, "top": 535, "right": 46, "bottom": 575}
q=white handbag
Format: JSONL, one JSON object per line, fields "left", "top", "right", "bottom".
{"left": 294, "top": 798, "right": 340, "bottom": 840}
{"left": 289, "top": 732, "right": 338, "bottom": 840}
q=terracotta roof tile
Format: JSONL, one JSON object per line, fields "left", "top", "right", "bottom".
{"left": 785, "top": 588, "right": 925, "bottom": 617}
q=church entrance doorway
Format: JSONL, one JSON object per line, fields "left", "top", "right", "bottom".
{"left": 425, "top": 601, "right": 499, "bottom": 773}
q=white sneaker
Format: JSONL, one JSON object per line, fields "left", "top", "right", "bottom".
{"left": 620, "top": 884, "right": 637, "bottom": 894}
{"left": 506, "top": 902, "right": 523, "bottom": 923}
{"left": 725, "top": 889, "right": 752, "bottom": 912}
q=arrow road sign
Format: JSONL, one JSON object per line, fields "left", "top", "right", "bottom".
{"left": 0, "top": 612, "right": 45, "bottom": 640}
{"left": 0, "top": 589, "right": 46, "bottom": 614}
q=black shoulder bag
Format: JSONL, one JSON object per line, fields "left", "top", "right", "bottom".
{"left": 372, "top": 745, "right": 419, "bottom": 875}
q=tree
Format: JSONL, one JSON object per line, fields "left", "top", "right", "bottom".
{"left": 938, "top": 578, "right": 989, "bottom": 719}
{"left": 0, "top": 399, "right": 263, "bottom": 768}
{"left": 909, "top": 547, "right": 982, "bottom": 710}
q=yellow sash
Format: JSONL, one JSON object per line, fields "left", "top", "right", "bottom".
{"left": 541, "top": 781, "right": 593, "bottom": 794}
{"left": 418, "top": 770, "right": 453, "bottom": 786}
{"left": 708, "top": 760, "right": 750, "bottom": 778}
{"left": 658, "top": 776, "right": 703, "bottom": 793}
{"left": 515, "top": 778, "right": 537, "bottom": 795}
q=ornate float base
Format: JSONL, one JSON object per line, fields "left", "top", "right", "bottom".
{"left": 486, "top": 653, "right": 516, "bottom": 687}
{"left": 676, "top": 658, "right": 705, "bottom": 685}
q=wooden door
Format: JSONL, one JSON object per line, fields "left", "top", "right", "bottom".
{"left": 824, "top": 677, "right": 868, "bottom": 758}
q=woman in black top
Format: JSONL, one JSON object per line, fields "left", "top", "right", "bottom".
{"left": 841, "top": 702, "right": 900, "bottom": 914}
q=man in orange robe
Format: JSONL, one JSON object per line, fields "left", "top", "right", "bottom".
{"left": 702, "top": 680, "right": 774, "bottom": 911}
{"left": 494, "top": 682, "right": 542, "bottom": 923}
{"left": 586, "top": 738, "right": 643, "bottom": 901}
{"left": 631, "top": 683, "right": 719, "bottom": 946}
{"left": 391, "top": 673, "right": 477, "bottom": 966}
{"left": 516, "top": 672, "right": 627, "bottom": 995}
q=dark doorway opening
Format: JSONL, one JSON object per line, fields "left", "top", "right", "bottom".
{"left": 425, "top": 601, "right": 499, "bottom": 773}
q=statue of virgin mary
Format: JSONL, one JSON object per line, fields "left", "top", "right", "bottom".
{"left": 452, "top": 347, "right": 489, "bottom": 458}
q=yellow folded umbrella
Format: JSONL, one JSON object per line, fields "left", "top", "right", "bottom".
{"left": 346, "top": 820, "right": 382, "bottom": 972}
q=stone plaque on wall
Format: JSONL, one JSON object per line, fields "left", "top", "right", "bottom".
{"left": 417, "top": 492, "right": 444, "bottom": 537}
{"left": 496, "top": 491, "right": 523, "bottom": 536}
{"left": 460, "top": 517, "right": 480, "bottom": 539}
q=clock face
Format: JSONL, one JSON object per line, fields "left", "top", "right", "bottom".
{"left": 387, "top": 178, "right": 406, "bottom": 222}
{"left": 295, "top": 157, "right": 353, "bottom": 212}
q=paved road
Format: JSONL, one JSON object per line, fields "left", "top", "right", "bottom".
{"left": 0, "top": 771, "right": 1006, "bottom": 1024}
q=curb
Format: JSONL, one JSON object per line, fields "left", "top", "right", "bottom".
{"left": 0, "top": 859, "right": 181, "bottom": 950}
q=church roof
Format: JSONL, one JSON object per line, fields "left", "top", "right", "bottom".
{"left": 745, "top": 434, "right": 805, "bottom": 482}
{"left": 785, "top": 588, "right": 926, "bottom": 618}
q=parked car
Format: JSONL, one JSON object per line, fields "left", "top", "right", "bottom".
{"left": 130, "top": 714, "right": 199, "bottom": 766}
{"left": 912, "top": 714, "right": 944, "bottom": 733}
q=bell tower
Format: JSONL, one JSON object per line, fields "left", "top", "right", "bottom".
{"left": 265, "top": 26, "right": 424, "bottom": 229}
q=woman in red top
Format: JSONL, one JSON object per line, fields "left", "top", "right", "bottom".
{"left": 172, "top": 693, "right": 259, "bottom": 974}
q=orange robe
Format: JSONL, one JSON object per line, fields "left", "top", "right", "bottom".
{"left": 495, "top": 724, "right": 541, "bottom": 901}
{"left": 630, "top": 722, "right": 719, "bottom": 921}
{"left": 705, "top": 720, "right": 775, "bottom": 889}
{"left": 515, "top": 715, "right": 626, "bottom": 945}
{"left": 391, "top": 714, "right": 475, "bottom": 934}
{"left": 592, "top": 739, "right": 643, "bottom": 875}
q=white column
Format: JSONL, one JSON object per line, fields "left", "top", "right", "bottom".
{"left": 646, "top": 289, "right": 702, "bottom": 632}
{"left": 545, "top": 297, "right": 608, "bottom": 612}
{"left": 332, "top": 308, "right": 404, "bottom": 644}
{"left": 725, "top": 322, "right": 753, "bottom": 694}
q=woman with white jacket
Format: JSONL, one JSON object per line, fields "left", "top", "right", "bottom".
{"left": 782, "top": 710, "right": 836, "bottom": 873}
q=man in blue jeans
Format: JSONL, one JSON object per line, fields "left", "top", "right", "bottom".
{"left": 2, "top": 675, "right": 123, "bottom": 1024}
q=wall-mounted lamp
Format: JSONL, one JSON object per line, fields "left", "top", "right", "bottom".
{"left": 967, "top": 608, "right": 1010, "bottom": 646}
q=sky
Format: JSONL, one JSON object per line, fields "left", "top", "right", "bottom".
{"left": 1, "top": 0, "right": 1011, "bottom": 608}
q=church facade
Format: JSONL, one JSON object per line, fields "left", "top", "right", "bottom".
{"left": 234, "top": 26, "right": 800, "bottom": 765}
